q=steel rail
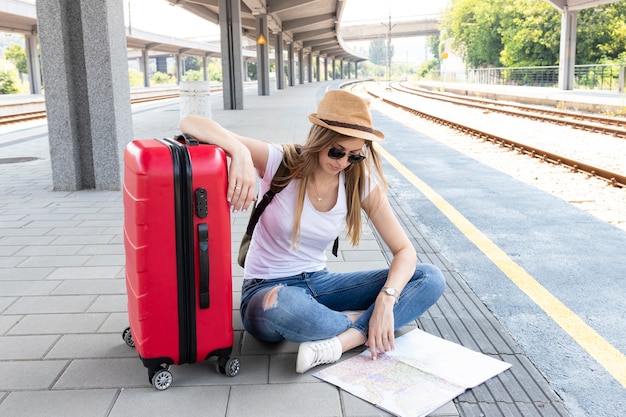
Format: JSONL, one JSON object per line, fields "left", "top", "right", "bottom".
{"left": 367, "top": 88, "right": 626, "bottom": 188}
{"left": 393, "top": 82, "right": 626, "bottom": 138}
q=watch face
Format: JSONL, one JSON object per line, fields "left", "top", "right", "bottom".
{"left": 385, "top": 288, "right": 394, "bottom": 295}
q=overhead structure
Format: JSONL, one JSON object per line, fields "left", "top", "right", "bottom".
{"left": 168, "top": 0, "right": 367, "bottom": 108}
{"left": 545, "top": 0, "right": 621, "bottom": 90}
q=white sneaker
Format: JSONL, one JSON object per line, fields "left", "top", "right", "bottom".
{"left": 296, "top": 336, "right": 342, "bottom": 373}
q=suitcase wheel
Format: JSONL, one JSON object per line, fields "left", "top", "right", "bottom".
{"left": 218, "top": 356, "right": 240, "bottom": 377}
{"left": 150, "top": 365, "right": 173, "bottom": 391}
{"left": 122, "top": 327, "right": 134, "bottom": 348}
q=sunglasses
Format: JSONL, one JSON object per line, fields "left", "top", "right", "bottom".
{"left": 327, "top": 147, "right": 366, "bottom": 164}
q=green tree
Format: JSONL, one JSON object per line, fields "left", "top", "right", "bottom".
{"left": 499, "top": 0, "right": 561, "bottom": 67}
{"left": 4, "top": 43, "right": 27, "bottom": 74}
{"left": 443, "top": 0, "right": 505, "bottom": 67}
{"left": 207, "top": 59, "right": 222, "bottom": 82}
{"left": 183, "top": 56, "right": 201, "bottom": 71}
{"left": 368, "top": 40, "right": 394, "bottom": 66}
{"left": 577, "top": 2, "right": 626, "bottom": 63}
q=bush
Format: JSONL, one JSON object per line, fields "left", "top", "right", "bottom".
{"left": 182, "top": 69, "right": 203, "bottom": 81}
{"left": 128, "top": 69, "right": 144, "bottom": 87}
{"left": 150, "top": 71, "right": 176, "bottom": 85}
{"left": 0, "top": 70, "right": 19, "bottom": 94}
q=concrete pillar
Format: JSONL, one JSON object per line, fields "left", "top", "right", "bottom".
{"left": 288, "top": 43, "right": 295, "bottom": 87}
{"left": 307, "top": 53, "right": 313, "bottom": 83}
{"left": 276, "top": 32, "right": 285, "bottom": 90}
{"left": 36, "top": 0, "right": 132, "bottom": 191}
{"left": 324, "top": 57, "right": 328, "bottom": 81}
{"left": 25, "top": 34, "right": 42, "bottom": 94}
{"left": 558, "top": 8, "right": 577, "bottom": 90}
{"left": 176, "top": 54, "right": 182, "bottom": 83}
{"left": 298, "top": 49, "right": 304, "bottom": 84}
{"left": 315, "top": 55, "right": 320, "bottom": 82}
{"left": 142, "top": 49, "right": 150, "bottom": 87}
{"left": 203, "top": 56, "right": 208, "bottom": 81}
{"left": 219, "top": 0, "right": 244, "bottom": 109}
{"left": 256, "top": 14, "right": 270, "bottom": 96}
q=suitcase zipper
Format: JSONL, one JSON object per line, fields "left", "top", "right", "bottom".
{"left": 158, "top": 138, "right": 198, "bottom": 364}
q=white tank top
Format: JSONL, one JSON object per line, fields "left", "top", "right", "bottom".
{"left": 243, "top": 144, "right": 349, "bottom": 280}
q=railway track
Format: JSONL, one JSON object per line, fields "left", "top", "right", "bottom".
{"left": 393, "top": 82, "right": 626, "bottom": 138}
{"left": 0, "top": 92, "right": 181, "bottom": 126}
{"left": 365, "top": 83, "right": 626, "bottom": 188}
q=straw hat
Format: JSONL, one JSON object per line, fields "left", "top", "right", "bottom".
{"left": 308, "top": 90, "right": 384, "bottom": 142}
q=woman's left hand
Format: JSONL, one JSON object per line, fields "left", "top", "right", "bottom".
{"left": 365, "top": 294, "right": 395, "bottom": 360}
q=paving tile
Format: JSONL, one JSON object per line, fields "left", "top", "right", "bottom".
{"left": 0, "top": 335, "right": 59, "bottom": 359}
{"left": 51, "top": 279, "right": 125, "bottom": 295}
{"left": 13, "top": 245, "right": 83, "bottom": 256}
{"left": 4, "top": 295, "right": 96, "bottom": 314}
{"left": 108, "top": 386, "right": 230, "bottom": 417}
{"left": 0, "top": 280, "right": 60, "bottom": 296}
{"left": 0, "top": 389, "right": 119, "bottom": 417}
{"left": 99, "top": 313, "right": 130, "bottom": 333}
{"left": 0, "top": 360, "right": 68, "bottom": 390}
{"left": 0, "top": 256, "right": 25, "bottom": 268}
{"left": 53, "top": 358, "right": 149, "bottom": 389}
{"left": 156, "top": 354, "right": 269, "bottom": 387}
{"left": 45, "top": 266, "right": 123, "bottom": 280}
{"left": 340, "top": 390, "right": 394, "bottom": 416}
{"left": 86, "top": 295, "right": 127, "bottom": 313}
{"left": 240, "top": 332, "right": 299, "bottom": 355}
{"left": 18, "top": 255, "right": 91, "bottom": 268}
{"left": 0, "top": 315, "right": 21, "bottom": 335}
{"left": 76, "top": 244, "right": 125, "bottom": 255}
{"left": 0, "top": 235, "right": 57, "bottom": 246}
{"left": 227, "top": 383, "right": 341, "bottom": 417}
{"left": 0, "top": 297, "right": 16, "bottom": 313}
{"left": 46, "top": 227, "right": 109, "bottom": 236}
{"left": 0, "top": 246, "right": 20, "bottom": 256}
{"left": 46, "top": 333, "right": 137, "bottom": 359}
{"left": 51, "top": 235, "right": 117, "bottom": 245}
{"left": 8, "top": 313, "right": 108, "bottom": 335}
{"left": 84, "top": 254, "right": 125, "bottom": 266}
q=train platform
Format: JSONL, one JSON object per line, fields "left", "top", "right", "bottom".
{"left": 0, "top": 80, "right": 624, "bottom": 417}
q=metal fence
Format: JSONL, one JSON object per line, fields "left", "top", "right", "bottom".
{"left": 432, "top": 64, "right": 625, "bottom": 92}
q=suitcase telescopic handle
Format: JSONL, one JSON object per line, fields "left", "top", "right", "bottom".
{"left": 198, "top": 223, "right": 210, "bottom": 309}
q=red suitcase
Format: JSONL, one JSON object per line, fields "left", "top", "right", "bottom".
{"left": 122, "top": 135, "right": 239, "bottom": 390}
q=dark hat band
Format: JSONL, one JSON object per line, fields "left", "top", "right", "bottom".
{"left": 319, "top": 118, "right": 375, "bottom": 134}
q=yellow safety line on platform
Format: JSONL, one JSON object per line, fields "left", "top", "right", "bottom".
{"left": 375, "top": 143, "right": 626, "bottom": 389}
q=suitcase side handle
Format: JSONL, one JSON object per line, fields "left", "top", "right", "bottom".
{"left": 198, "top": 223, "right": 210, "bottom": 309}
{"left": 175, "top": 133, "right": 199, "bottom": 146}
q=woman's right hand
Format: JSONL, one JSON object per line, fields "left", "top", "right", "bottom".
{"left": 227, "top": 144, "right": 257, "bottom": 212}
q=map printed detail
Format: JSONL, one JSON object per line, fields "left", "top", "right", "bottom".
{"left": 314, "top": 329, "right": 511, "bottom": 417}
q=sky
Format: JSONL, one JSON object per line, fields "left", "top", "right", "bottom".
{"left": 126, "top": 0, "right": 449, "bottom": 65}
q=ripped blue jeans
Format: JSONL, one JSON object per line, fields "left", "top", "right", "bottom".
{"left": 240, "top": 264, "right": 445, "bottom": 343}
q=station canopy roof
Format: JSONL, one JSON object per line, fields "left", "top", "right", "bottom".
{"left": 167, "top": 0, "right": 367, "bottom": 62}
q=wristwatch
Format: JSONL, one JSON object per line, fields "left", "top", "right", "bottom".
{"left": 380, "top": 286, "right": 399, "bottom": 304}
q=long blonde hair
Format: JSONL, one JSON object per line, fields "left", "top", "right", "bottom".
{"left": 273, "top": 125, "right": 387, "bottom": 247}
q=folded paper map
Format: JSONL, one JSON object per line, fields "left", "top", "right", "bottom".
{"left": 314, "top": 329, "right": 511, "bottom": 417}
